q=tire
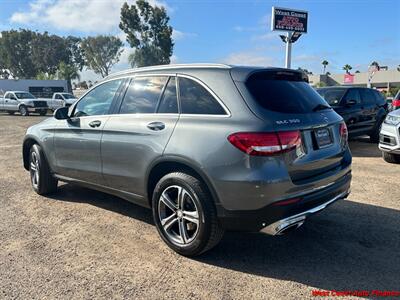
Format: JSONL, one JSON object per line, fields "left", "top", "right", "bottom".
{"left": 382, "top": 151, "right": 400, "bottom": 164}
{"left": 29, "top": 144, "right": 58, "bottom": 195}
{"left": 152, "top": 172, "right": 224, "bottom": 257}
{"left": 370, "top": 120, "right": 382, "bottom": 143}
{"left": 39, "top": 109, "right": 47, "bottom": 116}
{"left": 19, "top": 105, "right": 29, "bottom": 116}
{"left": 7, "top": 111, "right": 15, "bottom": 115}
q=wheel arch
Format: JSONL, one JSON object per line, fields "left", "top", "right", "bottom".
{"left": 22, "top": 136, "right": 44, "bottom": 170}
{"left": 146, "top": 156, "right": 220, "bottom": 208}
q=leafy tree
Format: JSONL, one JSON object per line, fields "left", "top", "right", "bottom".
{"left": 315, "top": 81, "right": 327, "bottom": 88}
{"left": 35, "top": 72, "right": 56, "bottom": 80}
{"left": 81, "top": 35, "right": 123, "bottom": 77}
{"left": 326, "top": 71, "right": 331, "bottom": 76}
{"left": 355, "top": 70, "right": 360, "bottom": 73}
{"left": 119, "top": 0, "right": 174, "bottom": 67}
{"left": 322, "top": 60, "right": 329, "bottom": 74}
{"left": 57, "top": 62, "right": 80, "bottom": 92}
{"left": 0, "top": 29, "right": 37, "bottom": 78}
{"left": 343, "top": 64, "right": 352, "bottom": 74}
{"left": 31, "top": 31, "right": 70, "bottom": 76}
{"left": 65, "top": 36, "right": 85, "bottom": 72}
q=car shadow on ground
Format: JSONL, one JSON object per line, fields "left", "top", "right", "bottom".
{"left": 349, "top": 136, "right": 382, "bottom": 158}
{"left": 47, "top": 184, "right": 400, "bottom": 292}
{"left": 199, "top": 199, "right": 400, "bottom": 292}
{"left": 48, "top": 183, "right": 154, "bottom": 225}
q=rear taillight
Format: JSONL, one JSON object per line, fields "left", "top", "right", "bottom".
{"left": 227, "top": 131, "right": 301, "bottom": 156}
{"left": 393, "top": 99, "right": 400, "bottom": 108}
{"left": 339, "top": 122, "right": 348, "bottom": 146}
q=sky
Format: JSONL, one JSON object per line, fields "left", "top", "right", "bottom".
{"left": 1, "top": 0, "right": 399, "bottom": 81}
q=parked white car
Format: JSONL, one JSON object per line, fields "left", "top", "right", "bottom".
{"left": 47, "top": 92, "right": 77, "bottom": 110}
{"left": 0, "top": 91, "right": 48, "bottom": 116}
{"left": 379, "top": 109, "right": 400, "bottom": 163}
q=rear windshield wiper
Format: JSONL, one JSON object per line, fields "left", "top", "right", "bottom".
{"left": 312, "top": 104, "right": 332, "bottom": 112}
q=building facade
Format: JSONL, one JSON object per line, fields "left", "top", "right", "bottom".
{"left": 309, "top": 69, "right": 400, "bottom": 93}
{"left": 0, "top": 79, "right": 69, "bottom": 98}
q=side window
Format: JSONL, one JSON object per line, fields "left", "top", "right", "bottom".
{"left": 179, "top": 77, "right": 226, "bottom": 115}
{"left": 55, "top": 94, "right": 62, "bottom": 100}
{"left": 120, "top": 76, "right": 167, "bottom": 114}
{"left": 157, "top": 77, "right": 178, "bottom": 113}
{"left": 359, "top": 89, "right": 376, "bottom": 105}
{"left": 343, "top": 89, "right": 361, "bottom": 104}
{"left": 4, "top": 93, "right": 10, "bottom": 99}
{"left": 73, "top": 79, "right": 122, "bottom": 117}
{"left": 373, "top": 90, "right": 386, "bottom": 106}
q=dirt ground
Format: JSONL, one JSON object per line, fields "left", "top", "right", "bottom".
{"left": 0, "top": 113, "right": 399, "bottom": 299}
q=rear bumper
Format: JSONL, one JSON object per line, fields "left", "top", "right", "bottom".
{"left": 217, "top": 171, "right": 351, "bottom": 231}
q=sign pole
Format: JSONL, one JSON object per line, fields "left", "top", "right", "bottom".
{"left": 271, "top": 7, "right": 308, "bottom": 69}
{"left": 285, "top": 32, "right": 292, "bottom": 68}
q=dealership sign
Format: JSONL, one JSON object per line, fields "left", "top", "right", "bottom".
{"left": 271, "top": 7, "right": 308, "bottom": 33}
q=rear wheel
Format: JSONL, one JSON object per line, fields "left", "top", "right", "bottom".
{"left": 152, "top": 172, "right": 224, "bottom": 257}
{"left": 382, "top": 151, "right": 400, "bottom": 164}
{"left": 29, "top": 144, "right": 58, "bottom": 195}
{"left": 19, "top": 105, "right": 29, "bottom": 116}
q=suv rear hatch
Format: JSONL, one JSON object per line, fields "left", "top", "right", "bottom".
{"left": 232, "top": 68, "right": 349, "bottom": 184}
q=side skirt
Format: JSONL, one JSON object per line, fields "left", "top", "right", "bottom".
{"left": 54, "top": 174, "right": 150, "bottom": 208}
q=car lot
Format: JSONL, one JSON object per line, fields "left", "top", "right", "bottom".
{"left": 0, "top": 113, "right": 399, "bottom": 299}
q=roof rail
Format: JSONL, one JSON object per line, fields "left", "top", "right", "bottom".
{"left": 105, "top": 63, "right": 232, "bottom": 80}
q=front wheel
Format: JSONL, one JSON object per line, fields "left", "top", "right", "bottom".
{"left": 152, "top": 172, "right": 224, "bottom": 257}
{"left": 29, "top": 144, "right": 58, "bottom": 195}
{"left": 19, "top": 105, "right": 29, "bottom": 116}
{"left": 382, "top": 151, "right": 400, "bottom": 164}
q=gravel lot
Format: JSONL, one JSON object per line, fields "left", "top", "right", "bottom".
{"left": 0, "top": 113, "right": 399, "bottom": 299}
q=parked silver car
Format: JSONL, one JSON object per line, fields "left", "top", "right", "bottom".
{"left": 379, "top": 109, "right": 400, "bottom": 163}
{"left": 22, "top": 64, "right": 352, "bottom": 256}
{"left": 0, "top": 91, "right": 48, "bottom": 116}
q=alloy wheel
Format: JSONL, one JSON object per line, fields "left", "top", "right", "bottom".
{"left": 30, "top": 151, "right": 39, "bottom": 189}
{"left": 158, "top": 185, "right": 200, "bottom": 245}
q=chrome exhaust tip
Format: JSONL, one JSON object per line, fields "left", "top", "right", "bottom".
{"left": 264, "top": 215, "right": 306, "bottom": 235}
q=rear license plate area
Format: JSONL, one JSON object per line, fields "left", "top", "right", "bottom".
{"left": 314, "top": 128, "right": 332, "bottom": 148}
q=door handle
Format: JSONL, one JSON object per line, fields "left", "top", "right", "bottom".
{"left": 89, "top": 120, "right": 102, "bottom": 128}
{"left": 147, "top": 121, "right": 165, "bottom": 131}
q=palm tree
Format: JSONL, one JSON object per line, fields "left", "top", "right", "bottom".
{"left": 343, "top": 64, "right": 352, "bottom": 74}
{"left": 322, "top": 60, "right": 329, "bottom": 74}
{"left": 57, "top": 62, "right": 80, "bottom": 92}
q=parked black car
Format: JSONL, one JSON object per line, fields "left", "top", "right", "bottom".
{"left": 316, "top": 87, "right": 388, "bottom": 142}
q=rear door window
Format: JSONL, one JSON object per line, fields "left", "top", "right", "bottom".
{"left": 372, "top": 90, "right": 386, "bottom": 106}
{"left": 179, "top": 77, "right": 226, "bottom": 115}
{"left": 359, "top": 89, "right": 376, "bottom": 105}
{"left": 120, "top": 76, "right": 168, "bottom": 114}
{"left": 246, "top": 72, "right": 329, "bottom": 113}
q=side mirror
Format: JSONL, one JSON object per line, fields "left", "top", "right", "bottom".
{"left": 346, "top": 99, "right": 357, "bottom": 106}
{"left": 54, "top": 106, "right": 70, "bottom": 120}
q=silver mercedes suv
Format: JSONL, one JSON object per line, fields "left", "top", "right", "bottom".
{"left": 22, "top": 64, "right": 352, "bottom": 256}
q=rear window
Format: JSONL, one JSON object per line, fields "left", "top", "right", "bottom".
{"left": 246, "top": 72, "right": 329, "bottom": 113}
{"left": 317, "top": 88, "right": 347, "bottom": 106}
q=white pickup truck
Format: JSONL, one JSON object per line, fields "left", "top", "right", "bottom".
{"left": 0, "top": 91, "right": 48, "bottom": 116}
{"left": 47, "top": 92, "right": 77, "bottom": 111}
